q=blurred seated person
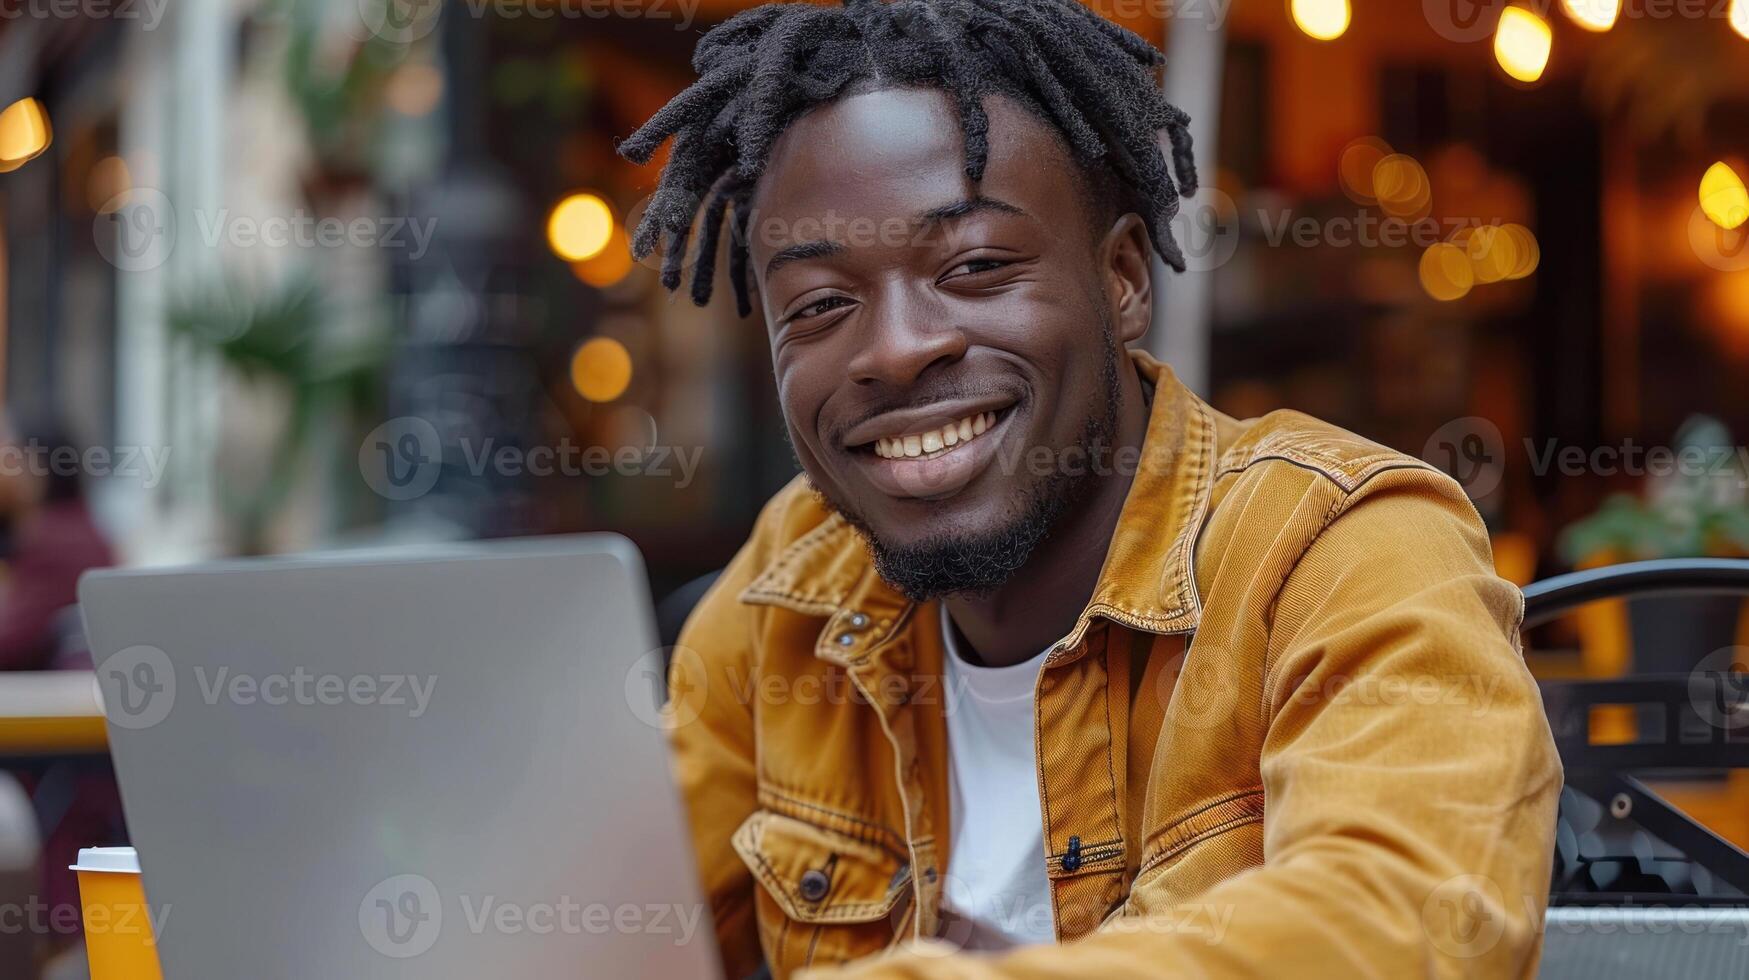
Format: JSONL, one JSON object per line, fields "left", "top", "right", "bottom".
{"left": 0, "top": 417, "right": 115, "bottom": 670}
{"left": 0, "top": 416, "right": 123, "bottom": 968}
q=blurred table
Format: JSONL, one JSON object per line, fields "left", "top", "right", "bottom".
{"left": 0, "top": 672, "right": 107, "bottom": 761}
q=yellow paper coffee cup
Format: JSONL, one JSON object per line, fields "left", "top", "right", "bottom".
{"left": 72, "top": 847, "right": 163, "bottom": 980}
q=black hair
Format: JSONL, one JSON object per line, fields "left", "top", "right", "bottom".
{"left": 617, "top": 0, "right": 1198, "bottom": 317}
{"left": 13, "top": 416, "right": 84, "bottom": 504}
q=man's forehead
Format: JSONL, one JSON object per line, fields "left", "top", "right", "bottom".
{"left": 749, "top": 88, "right": 1076, "bottom": 250}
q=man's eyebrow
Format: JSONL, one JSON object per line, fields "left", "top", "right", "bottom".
{"left": 917, "top": 196, "right": 1027, "bottom": 224}
{"left": 765, "top": 239, "right": 846, "bottom": 277}
{"left": 762, "top": 197, "right": 1025, "bottom": 276}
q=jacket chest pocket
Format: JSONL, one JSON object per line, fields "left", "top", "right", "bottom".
{"left": 732, "top": 810, "right": 911, "bottom": 975}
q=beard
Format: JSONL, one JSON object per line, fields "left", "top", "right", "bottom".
{"left": 814, "top": 318, "right": 1124, "bottom": 602}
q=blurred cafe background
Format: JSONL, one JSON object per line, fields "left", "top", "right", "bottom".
{"left": 0, "top": 0, "right": 1748, "bottom": 974}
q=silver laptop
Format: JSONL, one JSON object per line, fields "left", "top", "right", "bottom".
{"left": 79, "top": 535, "right": 721, "bottom": 979}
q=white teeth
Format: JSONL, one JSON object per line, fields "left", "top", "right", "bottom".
{"left": 870, "top": 410, "right": 1003, "bottom": 459}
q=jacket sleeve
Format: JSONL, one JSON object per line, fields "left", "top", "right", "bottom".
{"left": 669, "top": 531, "right": 770, "bottom": 980}
{"left": 803, "top": 468, "right": 1563, "bottom": 979}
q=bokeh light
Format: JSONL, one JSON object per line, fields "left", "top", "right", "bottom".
{"left": 1732, "top": 0, "right": 1749, "bottom": 40}
{"left": 1498, "top": 224, "right": 1540, "bottom": 280}
{"left": 1494, "top": 7, "right": 1553, "bottom": 84}
{"left": 570, "top": 337, "right": 633, "bottom": 403}
{"left": 1560, "top": 0, "right": 1620, "bottom": 31}
{"left": 1338, "top": 137, "right": 1393, "bottom": 204}
{"left": 1699, "top": 161, "right": 1749, "bottom": 231}
{"left": 1420, "top": 243, "right": 1474, "bottom": 301}
{"left": 1290, "top": 0, "right": 1350, "bottom": 41}
{"left": 572, "top": 226, "right": 634, "bottom": 288}
{"left": 86, "top": 155, "right": 132, "bottom": 213}
{"left": 547, "top": 193, "right": 615, "bottom": 262}
{"left": 1373, "top": 154, "right": 1432, "bottom": 220}
{"left": 0, "top": 98, "right": 52, "bottom": 173}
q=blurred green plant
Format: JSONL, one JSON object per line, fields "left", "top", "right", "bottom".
{"left": 275, "top": 0, "right": 413, "bottom": 180}
{"left": 1559, "top": 416, "right": 1749, "bottom": 564}
{"left": 168, "top": 276, "right": 389, "bottom": 553}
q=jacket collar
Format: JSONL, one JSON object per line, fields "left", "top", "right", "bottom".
{"left": 739, "top": 350, "right": 1214, "bottom": 665}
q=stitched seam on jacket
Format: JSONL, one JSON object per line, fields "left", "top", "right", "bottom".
{"left": 1137, "top": 790, "right": 1266, "bottom": 877}
{"left": 735, "top": 821, "right": 905, "bottom": 922}
{"left": 757, "top": 786, "right": 909, "bottom": 859}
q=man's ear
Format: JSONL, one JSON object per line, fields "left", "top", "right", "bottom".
{"left": 1100, "top": 213, "right": 1153, "bottom": 346}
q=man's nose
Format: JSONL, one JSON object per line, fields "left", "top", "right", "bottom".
{"left": 845, "top": 288, "right": 968, "bottom": 387}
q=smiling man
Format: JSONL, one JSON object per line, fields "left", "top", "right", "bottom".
{"left": 620, "top": 2, "right": 1561, "bottom": 977}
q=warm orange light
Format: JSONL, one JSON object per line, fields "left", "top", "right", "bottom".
{"left": 0, "top": 98, "right": 52, "bottom": 173}
{"left": 573, "top": 227, "right": 634, "bottom": 288}
{"left": 1700, "top": 161, "right": 1749, "bottom": 231}
{"left": 1290, "top": 0, "right": 1350, "bottom": 41}
{"left": 1467, "top": 226, "right": 1516, "bottom": 283}
{"left": 1561, "top": 0, "right": 1620, "bottom": 31}
{"left": 1337, "top": 137, "right": 1392, "bottom": 204}
{"left": 86, "top": 155, "right": 132, "bottom": 213}
{"left": 1373, "top": 154, "right": 1432, "bottom": 221}
{"left": 570, "top": 337, "right": 633, "bottom": 403}
{"left": 547, "top": 193, "right": 615, "bottom": 262}
{"left": 1494, "top": 7, "right": 1553, "bottom": 83}
{"left": 1420, "top": 243, "right": 1474, "bottom": 301}
{"left": 1707, "top": 270, "right": 1749, "bottom": 355}
{"left": 1731, "top": 0, "right": 1749, "bottom": 40}
{"left": 1499, "top": 224, "right": 1540, "bottom": 280}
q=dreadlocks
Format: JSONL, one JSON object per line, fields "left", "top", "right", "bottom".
{"left": 618, "top": 0, "right": 1198, "bottom": 318}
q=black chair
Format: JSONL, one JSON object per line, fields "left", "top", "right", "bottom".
{"left": 1527, "top": 559, "right": 1749, "bottom": 978}
{"left": 656, "top": 558, "right": 1749, "bottom": 974}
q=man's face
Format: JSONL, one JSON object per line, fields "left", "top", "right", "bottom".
{"left": 748, "top": 88, "right": 1149, "bottom": 597}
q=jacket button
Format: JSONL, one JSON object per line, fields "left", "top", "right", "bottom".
{"left": 849, "top": 612, "right": 870, "bottom": 629}
{"left": 799, "top": 868, "right": 831, "bottom": 903}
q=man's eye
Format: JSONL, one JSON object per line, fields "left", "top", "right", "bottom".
{"left": 789, "top": 296, "right": 854, "bottom": 321}
{"left": 945, "top": 258, "right": 1010, "bottom": 279}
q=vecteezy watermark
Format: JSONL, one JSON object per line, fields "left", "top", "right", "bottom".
{"left": 357, "top": 0, "right": 702, "bottom": 43}
{"left": 1689, "top": 646, "right": 1749, "bottom": 731}
{"left": 1690, "top": 202, "right": 1749, "bottom": 273}
{"left": 1423, "top": 417, "right": 1508, "bottom": 500}
{"left": 0, "top": 0, "right": 167, "bottom": 28}
{"left": 1257, "top": 211, "right": 1508, "bottom": 251}
{"left": 192, "top": 667, "right": 436, "bottom": 718}
{"left": 93, "top": 189, "right": 436, "bottom": 273}
{"left": 1422, "top": 417, "right": 1749, "bottom": 501}
{"left": 1544, "top": 900, "right": 1749, "bottom": 947}
{"left": 0, "top": 439, "right": 171, "bottom": 489}
{"left": 94, "top": 645, "right": 437, "bottom": 730}
{"left": 356, "top": 0, "right": 442, "bottom": 44}
{"left": 458, "top": 0, "right": 701, "bottom": 28}
{"left": 633, "top": 187, "right": 1240, "bottom": 279}
{"left": 358, "top": 874, "right": 706, "bottom": 959}
{"left": 357, "top": 417, "right": 704, "bottom": 502}
{"left": 1081, "top": 0, "right": 1234, "bottom": 29}
{"left": 0, "top": 895, "right": 171, "bottom": 941}
{"left": 1422, "top": 874, "right": 1508, "bottom": 958}
{"left": 1423, "top": 0, "right": 1742, "bottom": 44}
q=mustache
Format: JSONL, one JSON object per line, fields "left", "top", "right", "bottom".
{"left": 830, "top": 378, "right": 1026, "bottom": 442}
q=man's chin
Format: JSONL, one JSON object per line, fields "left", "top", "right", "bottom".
{"left": 817, "top": 490, "right": 1062, "bottom": 602}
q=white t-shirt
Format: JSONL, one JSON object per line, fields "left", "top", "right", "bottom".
{"left": 938, "top": 604, "right": 1056, "bottom": 949}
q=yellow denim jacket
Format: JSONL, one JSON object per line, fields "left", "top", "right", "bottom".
{"left": 667, "top": 351, "right": 1561, "bottom": 979}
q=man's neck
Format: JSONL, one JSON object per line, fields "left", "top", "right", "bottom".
{"left": 942, "top": 363, "right": 1152, "bottom": 668}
